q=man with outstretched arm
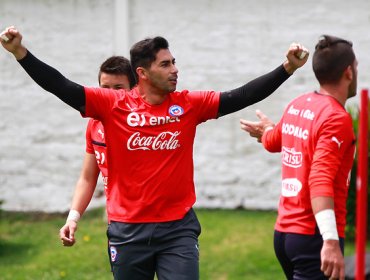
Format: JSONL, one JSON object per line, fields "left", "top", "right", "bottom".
{"left": 1, "top": 26, "right": 308, "bottom": 280}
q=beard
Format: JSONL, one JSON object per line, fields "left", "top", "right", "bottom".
{"left": 149, "top": 74, "right": 177, "bottom": 94}
{"left": 347, "top": 68, "right": 357, "bottom": 99}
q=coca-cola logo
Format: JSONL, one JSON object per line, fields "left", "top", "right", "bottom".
{"left": 127, "top": 131, "right": 181, "bottom": 151}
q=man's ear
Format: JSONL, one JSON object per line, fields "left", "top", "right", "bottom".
{"left": 136, "top": 67, "right": 147, "bottom": 80}
{"left": 344, "top": 65, "right": 353, "bottom": 81}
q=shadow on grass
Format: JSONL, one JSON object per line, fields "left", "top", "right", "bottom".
{"left": 0, "top": 239, "right": 35, "bottom": 265}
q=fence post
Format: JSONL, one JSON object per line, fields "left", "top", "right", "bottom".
{"left": 355, "top": 88, "right": 369, "bottom": 280}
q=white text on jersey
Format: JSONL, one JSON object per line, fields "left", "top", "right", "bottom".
{"left": 127, "top": 112, "right": 180, "bottom": 127}
{"left": 127, "top": 131, "right": 181, "bottom": 151}
{"left": 282, "top": 147, "right": 302, "bottom": 168}
{"left": 282, "top": 123, "right": 309, "bottom": 140}
{"left": 287, "top": 105, "right": 315, "bottom": 121}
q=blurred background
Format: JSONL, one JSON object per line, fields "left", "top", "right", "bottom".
{"left": 0, "top": 0, "right": 369, "bottom": 213}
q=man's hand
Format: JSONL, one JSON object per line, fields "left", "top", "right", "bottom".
{"left": 59, "top": 220, "right": 78, "bottom": 247}
{"left": 0, "top": 26, "right": 27, "bottom": 60}
{"left": 321, "top": 239, "right": 345, "bottom": 280}
{"left": 240, "top": 109, "right": 274, "bottom": 143}
{"left": 283, "top": 42, "right": 309, "bottom": 75}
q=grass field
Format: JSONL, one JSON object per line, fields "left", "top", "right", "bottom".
{"left": 0, "top": 208, "right": 360, "bottom": 280}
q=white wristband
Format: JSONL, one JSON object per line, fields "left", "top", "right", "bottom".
{"left": 67, "top": 209, "right": 81, "bottom": 223}
{"left": 315, "top": 209, "right": 339, "bottom": 240}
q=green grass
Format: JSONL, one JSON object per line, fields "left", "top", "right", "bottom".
{"left": 198, "top": 209, "right": 283, "bottom": 280}
{"left": 0, "top": 208, "right": 361, "bottom": 280}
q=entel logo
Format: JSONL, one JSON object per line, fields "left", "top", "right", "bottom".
{"left": 281, "top": 178, "right": 302, "bottom": 197}
{"left": 127, "top": 112, "right": 180, "bottom": 127}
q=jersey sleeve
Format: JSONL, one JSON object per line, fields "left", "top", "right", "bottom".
{"left": 187, "top": 90, "right": 221, "bottom": 123}
{"left": 309, "top": 111, "right": 354, "bottom": 198}
{"left": 262, "top": 120, "right": 282, "bottom": 153}
{"left": 83, "top": 86, "right": 118, "bottom": 121}
{"left": 85, "top": 119, "right": 94, "bottom": 154}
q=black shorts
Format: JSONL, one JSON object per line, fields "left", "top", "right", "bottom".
{"left": 274, "top": 230, "right": 344, "bottom": 280}
{"left": 107, "top": 208, "right": 201, "bottom": 280}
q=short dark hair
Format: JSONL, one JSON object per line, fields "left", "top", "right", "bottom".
{"left": 312, "top": 35, "right": 355, "bottom": 85}
{"left": 130, "top": 36, "right": 169, "bottom": 80}
{"left": 98, "top": 56, "right": 136, "bottom": 88}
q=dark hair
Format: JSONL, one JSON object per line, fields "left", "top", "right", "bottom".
{"left": 98, "top": 56, "right": 136, "bottom": 88}
{"left": 130, "top": 36, "right": 169, "bottom": 80}
{"left": 312, "top": 35, "right": 355, "bottom": 85}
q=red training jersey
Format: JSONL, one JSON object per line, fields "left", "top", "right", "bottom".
{"left": 85, "top": 119, "right": 108, "bottom": 189}
{"left": 83, "top": 86, "right": 220, "bottom": 223}
{"left": 262, "top": 92, "right": 355, "bottom": 237}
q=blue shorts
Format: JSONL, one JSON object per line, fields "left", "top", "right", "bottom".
{"left": 107, "top": 208, "right": 201, "bottom": 280}
{"left": 274, "top": 230, "right": 344, "bottom": 280}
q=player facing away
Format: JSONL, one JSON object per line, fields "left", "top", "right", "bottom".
{"left": 1, "top": 26, "right": 308, "bottom": 280}
{"left": 59, "top": 56, "right": 136, "bottom": 247}
{"left": 240, "top": 35, "right": 357, "bottom": 280}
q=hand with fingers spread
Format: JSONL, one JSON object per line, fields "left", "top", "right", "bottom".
{"left": 240, "top": 109, "right": 274, "bottom": 142}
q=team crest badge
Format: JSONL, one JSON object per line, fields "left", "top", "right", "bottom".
{"left": 110, "top": 246, "right": 117, "bottom": 262}
{"left": 169, "top": 105, "right": 184, "bottom": 117}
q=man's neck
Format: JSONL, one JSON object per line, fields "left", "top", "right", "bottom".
{"left": 137, "top": 84, "right": 169, "bottom": 105}
{"left": 319, "top": 85, "right": 347, "bottom": 107}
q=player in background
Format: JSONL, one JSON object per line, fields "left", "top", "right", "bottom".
{"left": 240, "top": 35, "right": 357, "bottom": 280}
{"left": 59, "top": 56, "right": 136, "bottom": 247}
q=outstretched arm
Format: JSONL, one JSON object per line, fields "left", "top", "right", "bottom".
{"left": 218, "top": 43, "right": 309, "bottom": 117}
{"left": 1, "top": 26, "right": 86, "bottom": 113}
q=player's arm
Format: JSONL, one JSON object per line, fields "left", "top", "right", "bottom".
{"left": 309, "top": 114, "right": 353, "bottom": 280}
{"left": 1, "top": 26, "right": 86, "bottom": 113}
{"left": 311, "top": 197, "right": 345, "bottom": 280}
{"left": 59, "top": 153, "right": 100, "bottom": 247}
{"left": 218, "top": 43, "right": 308, "bottom": 117}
